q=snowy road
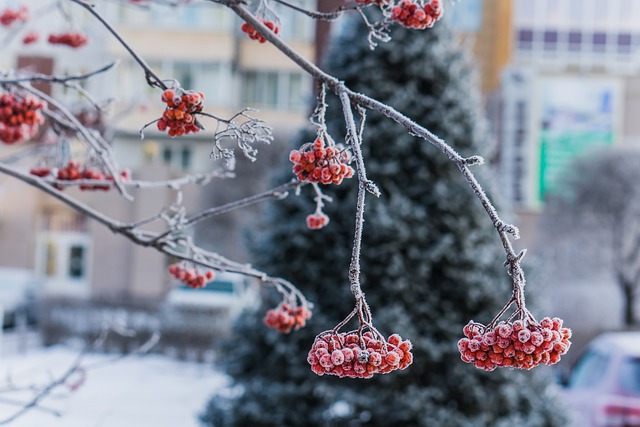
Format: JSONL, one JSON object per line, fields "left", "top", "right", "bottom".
{"left": 0, "top": 344, "right": 227, "bottom": 427}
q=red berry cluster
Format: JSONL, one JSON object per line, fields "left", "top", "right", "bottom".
{"left": 168, "top": 263, "right": 215, "bottom": 289}
{"left": 306, "top": 212, "right": 329, "bottom": 230}
{"left": 390, "top": 0, "right": 443, "bottom": 30}
{"left": 458, "top": 317, "right": 572, "bottom": 371}
{"left": 0, "top": 93, "right": 46, "bottom": 144}
{"left": 308, "top": 331, "right": 413, "bottom": 378}
{"left": 0, "top": 5, "right": 28, "bottom": 27}
{"left": 48, "top": 32, "right": 88, "bottom": 48}
{"left": 157, "top": 89, "right": 204, "bottom": 137}
{"left": 22, "top": 32, "right": 38, "bottom": 45}
{"left": 48, "top": 162, "right": 130, "bottom": 191}
{"left": 241, "top": 20, "right": 280, "bottom": 43}
{"left": 29, "top": 167, "right": 51, "bottom": 177}
{"left": 290, "top": 138, "right": 355, "bottom": 185}
{"left": 263, "top": 303, "right": 312, "bottom": 333}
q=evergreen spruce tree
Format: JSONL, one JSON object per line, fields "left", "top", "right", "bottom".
{"left": 201, "top": 17, "right": 568, "bottom": 427}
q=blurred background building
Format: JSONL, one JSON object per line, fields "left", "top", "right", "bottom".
{"left": 0, "top": 0, "right": 636, "bottom": 354}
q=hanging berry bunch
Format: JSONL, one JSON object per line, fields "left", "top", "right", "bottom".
{"left": 168, "top": 262, "right": 215, "bottom": 289}
{"left": 308, "top": 331, "right": 412, "bottom": 378}
{"left": 241, "top": 19, "right": 280, "bottom": 43}
{"left": 0, "top": 5, "right": 28, "bottom": 27}
{"left": 48, "top": 32, "right": 89, "bottom": 48}
{"left": 458, "top": 317, "right": 571, "bottom": 371}
{"left": 308, "top": 290, "right": 413, "bottom": 378}
{"left": 240, "top": 0, "right": 281, "bottom": 43}
{"left": 290, "top": 137, "right": 355, "bottom": 185}
{"left": 262, "top": 277, "right": 313, "bottom": 333}
{"left": 389, "top": 0, "right": 443, "bottom": 30}
{"left": 44, "top": 161, "right": 130, "bottom": 191}
{"left": 458, "top": 253, "right": 571, "bottom": 371}
{"left": 263, "top": 302, "right": 312, "bottom": 333}
{"left": 157, "top": 88, "right": 205, "bottom": 137}
{"left": 0, "top": 92, "right": 46, "bottom": 144}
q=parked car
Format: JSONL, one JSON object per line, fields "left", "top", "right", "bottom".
{"left": 562, "top": 331, "right": 640, "bottom": 427}
{"left": 0, "top": 267, "right": 40, "bottom": 328}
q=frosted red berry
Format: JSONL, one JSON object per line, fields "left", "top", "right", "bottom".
{"left": 458, "top": 318, "right": 571, "bottom": 371}
{"left": 308, "top": 331, "right": 413, "bottom": 378}
{"left": 306, "top": 212, "right": 329, "bottom": 230}
{"left": 241, "top": 19, "right": 280, "bottom": 43}
{"left": 0, "top": 92, "right": 46, "bottom": 144}
{"left": 390, "top": 0, "right": 443, "bottom": 30}
{"left": 168, "top": 263, "right": 215, "bottom": 289}
{"left": 290, "top": 137, "right": 354, "bottom": 185}
{"left": 48, "top": 32, "right": 88, "bottom": 48}
{"left": 22, "top": 32, "right": 39, "bottom": 45}
{"left": 263, "top": 302, "right": 312, "bottom": 334}
{"left": 157, "top": 89, "right": 204, "bottom": 137}
{"left": 0, "top": 5, "right": 28, "bottom": 27}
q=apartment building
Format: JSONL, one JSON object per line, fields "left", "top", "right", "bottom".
{"left": 499, "top": 0, "right": 640, "bottom": 211}
{"left": 0, "top": 0, "right": 315, "bottom": 321}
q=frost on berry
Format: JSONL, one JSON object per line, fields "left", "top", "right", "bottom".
{"left": 306, "top": 212, "right": 329, "bottom": 230}
{"left": 168, "top": 263, "right": 215, "bottom": 289}
{"left": 458, "top": 318, "right": 572, "bottom": 371}
{"left": 290, "top": 137, "right": 354, "bottom": 185}
{"left": 0, "top": 92, "right": 46, "bottom": 144}
{"left": 48, "top": 32, "right": 88, "bottom": 48}
{"left": 389, "top": 0, "right": 443, "bottom": 30}
{"left": 308, "top": 331, "right": 413, "bottom": 378}
{"left": 241, "top": 19, "right": 280, "bottom": 43}
{"left": 156, "top": 89, "right": 204, "bottom": 137}
{"left": 263, "top": 302, "right": 312, "bottom": 334}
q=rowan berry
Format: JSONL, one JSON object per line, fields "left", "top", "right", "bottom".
{"left": 48, "top": 32, "right": 88, "bottom": 48}
{"left": 290, "top": 137, "right": 354, "bottom": 185}
{"left": 167, "top": 262, "right": 215, "bottom": 289}
{"left": 241, "top": 19, "right": 281, "bottom": 43}
{"left": 308, "top": 331, "right": 413, "bottom": 378}
{"left": 157, "top": 89, "right": 204, "bottom": 138}
{"left": 263, "top": 302, "right": 312, "bottom": 334}
{"left": 458, "top": 317, "right": 571, "bottom": 371}
{"left": 22, "top": 32, "right": 38, "bottom": 45}
{"left": 0, "top": 92, "right": 45, "bottom": 144}
{"left": 306, "top": 212, "right": 330, "bottom": 230}
{"left": 390, "top": 0, "right": 443, "bottom": 30}
{"left": 0, "top": 5, "right": 28, "bottom": 27}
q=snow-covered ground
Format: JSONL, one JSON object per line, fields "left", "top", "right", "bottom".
{"left": 0, "top": 336, "right": 228, "bottom": 427}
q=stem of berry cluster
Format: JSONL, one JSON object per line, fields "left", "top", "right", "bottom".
{"left": 338, "top": 87, "right": 369, "bottom": 301}
{"left": 226, "top": 0, "right": 536, "bottom": 323}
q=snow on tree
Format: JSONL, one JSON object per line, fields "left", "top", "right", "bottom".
{"left": 543, "top": 148, "right": 640, "bottom": 326}
{"left": 200, "top": 17, "right": 568, "bottom": 427}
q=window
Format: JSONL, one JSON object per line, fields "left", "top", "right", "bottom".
{"left": 568, "top": 31, "right": 582, "bottom": 51}
{"left": 117, "top": 61, "right": 229, "bottom": 106}
{"left": 618, "top": 357, "right": 640, "bottom": 393}
{"left": 568, "top": 350, "right": 610, "bottom": 389}
{"left": 241, "top": 71, "right": 307, "bottom": 110}
{"left": 593, "top": 33, "right": 608, "bottom": 52}
{"left": 117, "top": 3, "right": 232, "bottom": 30}
{"left": 617, "top": 33, "right": 632, "bottom": 53}
{"left": 161, "top": 144, "right": 193, "bottom": 171}
{"left": 517, "top": 29, "right": 534, "bottom": 50}
{"left": 543, "top": 30, "right": 558, "bottom": 51}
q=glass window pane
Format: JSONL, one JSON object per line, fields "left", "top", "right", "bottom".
{"left": 568, "top": 350, "right": 610, "bottom": 389}
{"left": 68, "top": 245, "right": 85, "bottom": 279}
